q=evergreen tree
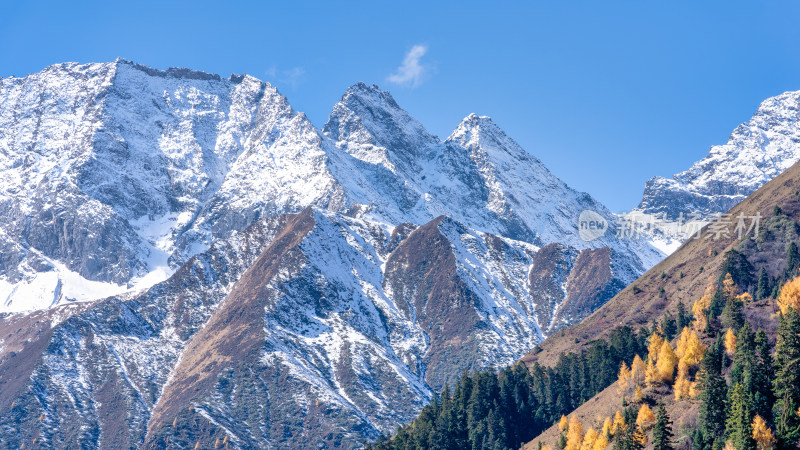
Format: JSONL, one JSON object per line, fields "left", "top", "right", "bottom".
{"left": 696, "top": 339, "right": 728, "bottom": 450}
{"left": 677, "top": 300, "right": 692, "bottom": 331}
{"left": 773, "top": 309, "right": 800, "bottom": 448}
{"left": 653, "top": 403, "right": 674, "bottom": 450}
{"left": 752, "top": 330, "right": 775, "bottom": 424}
{"left": 726, "top": 383, "right": 755, "bottom": 450}
{"left": 662, "top": 312, "right": 678, "bottom": 340}
{"left": 614, "top": 407, "right": 645, "bottom": 450}
{"left": 721, "top": 294, "right": 746, "bottom": 332}
{"left": 729, "top": 322, "right": 755, "bottom": 389}
{"left": 756, "top": 268, "right": 770, "bottom": 301}
{"left": 784, "top": 243, "right": 800, "bottom": 281}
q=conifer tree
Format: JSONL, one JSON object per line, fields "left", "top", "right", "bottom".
{"left": 724, "top": 329, "right": 737, "bottom": 357}
{"left": 630, "top": 355, "right": 646, "bottom": 388}
{"left": 652, "top": 403, "right": 674, "bottom": 450}
{"left": 773, "top": 308, "right": 800, "bottom": 447}
{"left": 756, "top": 268, "right": 770, "bottom": 301}
{"left": 566, "top": 416, "right": 584, "bottom": 450}
{"left": 777, "top": 275, "right": 800, "bottom": 315}
{"left": 751, "top": 415, "right": 776, "bottom": 450}
{"left": 636, "top": 405, "right": 656, "bottom": 430}
{"left": 675, "top": 359, "right": 692, "bottom": 400}
{"left": 677, "top": 300, "right": 692, "bottom": 331}
{"left": 693, "top": 293, "right": 713, "bottom": 332}
{"left": 581, "top": 428, "right": 599, "bottom": 450}
{"left": 726, "top": 383, "right": 755, "bottom": 450}
{"left": 696, "top": 339, "right": 727, "bottom": 450}
{"left": 648, "top": 333, "right": 665, "bottom": 364}
{"left": 657, "top": 341, "right": 678, "bottom": 383}
{"left": 752, "top": 330, "right": 774, "bottom": 424}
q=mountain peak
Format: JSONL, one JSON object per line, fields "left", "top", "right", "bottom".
{"left": 323, "top": 82, "right": 438, "bottom": 156}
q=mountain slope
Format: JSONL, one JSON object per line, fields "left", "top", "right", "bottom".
{"left": 0, "top": 60, "right": 670, "bottom": 447}
{"left": 0, "top": 61, "right": 661, "bottom": 336}
{"left": 523, "top": 159, "right": 800, "bottom": 368}
{"left": 0, "top": 208, "right": 568, "bottom": 448}
{"left": 628, "top": 90, "right": 800, "bottom": 251}
{"left": 0, "top": 60, "right": 345, "bottom": 312}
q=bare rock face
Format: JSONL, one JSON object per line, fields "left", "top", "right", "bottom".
{"left": 0, "top": 60, "right": 666, "bottom": 447}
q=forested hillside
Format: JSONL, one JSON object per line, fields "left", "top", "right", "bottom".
{"left": 368, "top": 163, "right": 800, "bottom": 450}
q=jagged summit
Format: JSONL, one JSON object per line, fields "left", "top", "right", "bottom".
{"left": 636, "top": 89, "right": 800, "bottom": 219}
{"left": 324, "top": 81, "right": 439, "bottom": 164}
{"left": 0, "top": 60, "right": 672, "bottom": 447}
{"left": 625, "top": 89, "right": 800, "bottom": 254}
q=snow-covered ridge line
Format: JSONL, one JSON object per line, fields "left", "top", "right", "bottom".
{"left": 0, "top": 58, "right": 660, "bottom": 318}
{"left": 630, "top": 89, "right": 800, "bottom": 252}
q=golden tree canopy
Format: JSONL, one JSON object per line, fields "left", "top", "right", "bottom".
{"left": 657, "top": 341, "right": 678, "bottom": 383}
{"left": 592, "top": 433, "right": 610, "bottom": 450}
{"left": 725, "top": 328, "right": 738, "bottom": 356}
{"left": 680, "top": 329, "right": 707, "bottom": 368}
{"left": 722, "top": 273, "right": 738, "bottom": 299}
{"left": 648, "top": 333, "right": 664, "bottom": 363}
{"left": 674, "top": 361, "right": 692, "bottom": 400}
{"left": 565, "top": 416, "right": 584, "bottom": 450}
{"left": 612, "top": 411, "right": 626, "bottom": 434}
{"left": 631, "top": 355, "right": 646, "bottom": 386}
{"left": 617, "top": 361, "right": 632, "bottom": 394}
{"left": 778, "top": 275, "right": 800, "bottom": 315}
{"left": 645, "top": 358, "right": 659, "bottom": 386}
{"left": 580, "top": 427, "right": 599, "bottom": 450}
{"left": 693, "top": 294, "right": 712, "bottom": 332}
{"left": 559, "top": 415, "right": 569, "bottom": 432}
{"left": 636, "top": 404, "right": 656, "bottom": 429}
{"left": 752, "top": 415, "right": 776, "bottom": 450}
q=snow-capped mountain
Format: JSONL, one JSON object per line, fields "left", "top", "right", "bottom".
{"left": 628, "top": 89, "right": 800, "bottom": 251}
{"left": 0, "top": 60, "right": 345, "bottom": 312}
{"left": 0, "top": 60, "right": 665, "bottom": 447}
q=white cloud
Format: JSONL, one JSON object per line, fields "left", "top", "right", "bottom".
{"left": 387, "top": 45, "right": 429, "bottom": 88}
{"left": 265, "top": 66, "right": 306, "bottom": 89}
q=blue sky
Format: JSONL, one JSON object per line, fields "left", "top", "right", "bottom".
{"left": 3, "top": 1, "right": 800, "bottom": 212}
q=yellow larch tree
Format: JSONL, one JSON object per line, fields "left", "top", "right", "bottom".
{"left": 580, "top": 427, "right": 599, "bottom": 450}
{"left": 601, "top": 417, "right": 613, "bottom": 437}
{"left": 723, "top": 441, "right": 736, "bottom": 450}
{"left": 689, "top": 380, "right": 700, "bottom": 398}
{"left": 725, "top": 328, "right": 738, "bottom": 356}
{"left": 657, "top": 341, "right": 678, "bottom": 383}
{"left": 634, "top": 425, "right": 648, "bottom": 446}
{"left": 592, "top": 433, "right": 610, "bottom": 450}
{"left": 647, "top": 332, "right": 664, "bottom": 363}
{"left": 693, "top": 293, "right": 712, "bottom": 332}
{"left": 565, "top": 416, "right": 584, "bottom": 450}
{"left": 645, "top": 358, "right": 659, "bottom": 387}
{"left": 674, "top": 359, "right": 692, "bottom": 400}
{"left": 680, "top": 329, "right": 706, "bottom": 368}
{"left": 617, "top": 361, "right": 632, "bottom": 395}
{"left": 559, "top": 415, "right": 569, "bottom": 432}
{"left": 752, "top": 415, "right": 776, "bottom": 450}
{"left": 634, "top": 386, "right": 644, "bottom": 403}
{"left": 722, "top": 273, "right": 738, "bottom": 299}
{"left": 631, "top": 354, "right": 646, "bottom": 387}
{"left": 778, "top": 274, "right": 800, "bottom": 315}
{"left": 675, "top": 326, "right": 692, "bottom": 357}
{"left": 612, "top": 410, "right": 626, "bottom": 435}
{"left": 636, "top": 404, "right": 656, "bottom": 430}
{"left": 737, "top": 292, "right": 753, "bottom": 305}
